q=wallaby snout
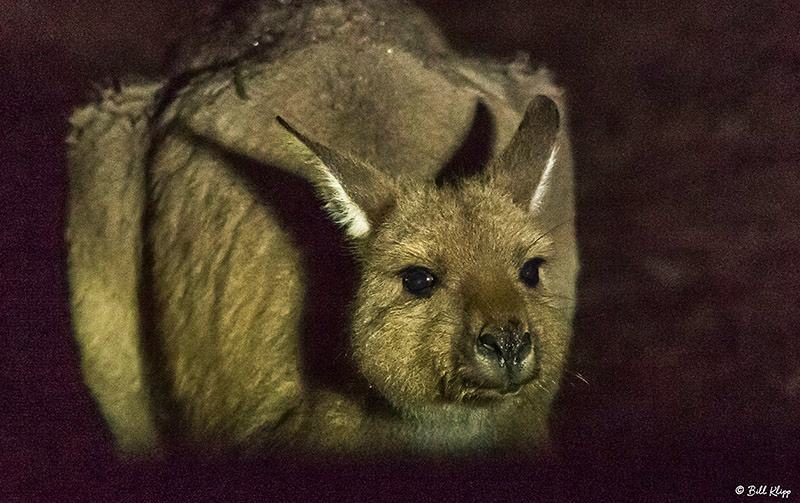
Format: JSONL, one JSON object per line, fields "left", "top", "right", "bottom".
{"left": 477, "top": 320, "right": 532, "bottom": 368}
{"left": 476, "top": 320, "right": 536, "bottom": 391}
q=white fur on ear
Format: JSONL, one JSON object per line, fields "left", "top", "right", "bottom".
{"left": 316, "top": 161, "right": 372, "bottom": 238}
{"left": 529, "top": 146, "right": 559, "bottom": 214}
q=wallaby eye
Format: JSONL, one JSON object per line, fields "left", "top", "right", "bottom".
{"left": 401, "top": 266, "right": 437, "bottom": 298}
{"left": 520, "top": 258, "right": 544, "bottom": 287}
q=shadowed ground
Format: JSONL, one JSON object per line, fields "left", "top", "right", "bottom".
{"left": 2, "top": 0, "right": 798, "bottom": 500}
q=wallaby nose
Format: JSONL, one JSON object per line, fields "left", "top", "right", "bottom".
{"left": 476, "top": 320, "right": 532, "bottom": 369}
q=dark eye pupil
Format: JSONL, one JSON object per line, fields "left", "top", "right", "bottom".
{"left": 520, "top": 258, "right": 544, "bottom": 287}
{"left": 402, "top": 267, "right": 436, "bottom": 297}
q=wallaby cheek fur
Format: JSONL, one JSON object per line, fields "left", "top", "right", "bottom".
{"left": 66, "top": 0, "right": 577, "bottom": 455}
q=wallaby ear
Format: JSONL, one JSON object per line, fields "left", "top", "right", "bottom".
{"left": 276, "top": 116, "right": 396, "bottom": 239}
{"left": 488, "top": 95, "right": 566, "bottom": 215}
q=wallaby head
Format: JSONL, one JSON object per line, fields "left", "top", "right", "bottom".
{"left": 278, "top": 96, "right": 576, "bottom": 428}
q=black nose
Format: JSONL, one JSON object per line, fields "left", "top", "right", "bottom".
{"left": 476, "top": 321, "right": 532, "bottom": 369}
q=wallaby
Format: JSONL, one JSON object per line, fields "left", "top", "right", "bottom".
{"left": 66, "top": 0, "right": 578, "bottom": 455}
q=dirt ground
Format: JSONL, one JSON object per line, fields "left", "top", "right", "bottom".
{"left": 3, "top": 0, "right": 799, "bottom": 500}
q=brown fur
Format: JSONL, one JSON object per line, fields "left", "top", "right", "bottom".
{"left": 66, "top": 0, "right": 577, "bottom": 455}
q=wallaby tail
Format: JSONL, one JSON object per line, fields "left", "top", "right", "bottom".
{"left": 65, "top": 83, "right": 161, "bottom": 454}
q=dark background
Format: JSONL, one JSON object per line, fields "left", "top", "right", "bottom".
{"left": 3, "top": 0, "right": 799, "bottom": 501}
